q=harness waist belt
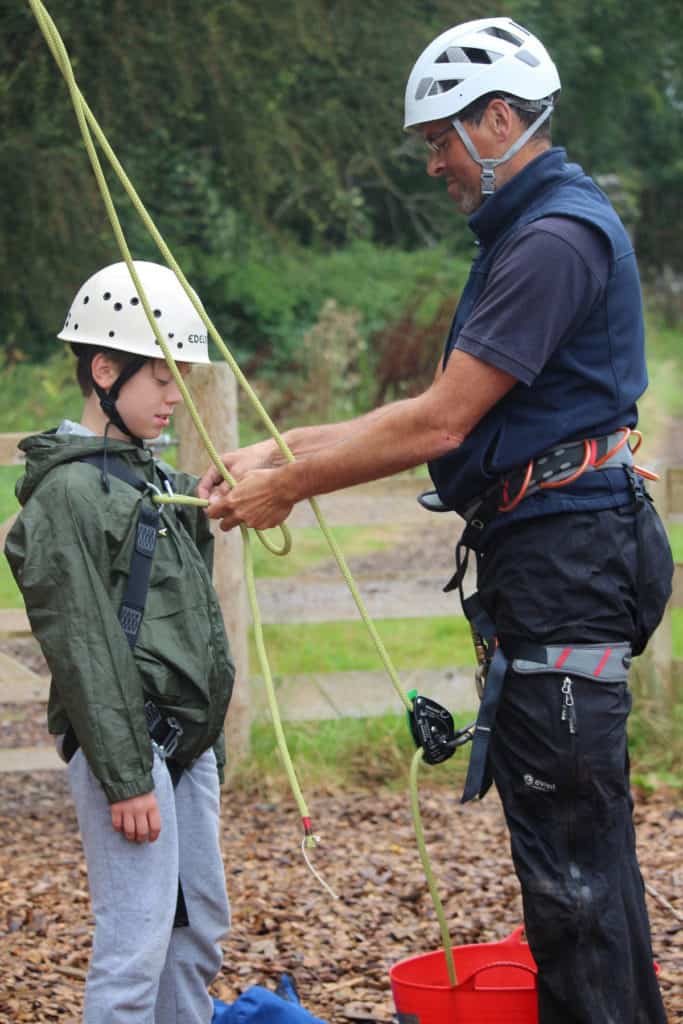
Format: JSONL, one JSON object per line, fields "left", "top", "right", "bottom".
{"left": 508, "top": 641, "right": 632, "bottom": 682}
{"left": 460, "top": 587, "right": 633, "bottom": 804}
{"left": 462, "top": 430, "right": 634, "bottom": 527}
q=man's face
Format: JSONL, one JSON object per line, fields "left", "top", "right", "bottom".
{"left": 419, "top": 117, "right": 487, "bottom": 216}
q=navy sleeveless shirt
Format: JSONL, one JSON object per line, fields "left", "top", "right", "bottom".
{"left": 429, "top": 148, "right": 646, "bottom": 527}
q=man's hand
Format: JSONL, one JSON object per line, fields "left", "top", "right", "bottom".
{"left": 111, "top": 791, "right": 161, "bottom": 843}
{"left": 197, "top": 440, "right": 276, "bottom": 501}
{"left": 205, "top": 467, "right": 294, "bottom": 532}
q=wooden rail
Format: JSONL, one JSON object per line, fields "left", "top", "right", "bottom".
{"left": 1, "top": 427, "right": 682, "bottom": 774}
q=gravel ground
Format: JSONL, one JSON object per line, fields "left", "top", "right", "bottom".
{"left": 0, "top": 774, "right": 681, "bottom": 1023}
{"left": 1, "top": 474, "right": 681, "bottom": 1021}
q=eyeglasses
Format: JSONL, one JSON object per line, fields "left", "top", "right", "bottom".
{"left": 425, "top": 125, "right": 455, "bottom": 155}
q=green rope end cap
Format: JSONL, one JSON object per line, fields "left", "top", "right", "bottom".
{"left": 406, "top": 687, "right": 418, "bottom": 716}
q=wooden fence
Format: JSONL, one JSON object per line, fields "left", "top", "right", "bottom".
{"left": 1, "top": 414, "right": 682, "bottom": 771}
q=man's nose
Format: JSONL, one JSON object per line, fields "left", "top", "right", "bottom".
{"left": 427, "top": 150, "right": 446, "bottom": 178}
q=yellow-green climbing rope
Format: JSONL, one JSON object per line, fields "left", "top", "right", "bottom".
{"left": 28, "top": 0, "right": 459, "bottom": 984}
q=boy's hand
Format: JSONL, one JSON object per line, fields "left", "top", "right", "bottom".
{"left": 110, "top": 792, "right": 161, "bottom": 843}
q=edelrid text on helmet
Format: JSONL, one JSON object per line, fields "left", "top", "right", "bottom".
{"left": 58, "top": 260, "right": 211, "bottom": 365}
{"left": 404, "top": 17, "right": 560, "bottom": 130}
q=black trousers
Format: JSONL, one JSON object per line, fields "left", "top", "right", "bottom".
{"left": 476, "top": 502, "right": 673, "bottom": 1024}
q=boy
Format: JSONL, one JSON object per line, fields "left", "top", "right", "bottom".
{"left": 5, "top": 260, "right": 235, "bottom": 1024}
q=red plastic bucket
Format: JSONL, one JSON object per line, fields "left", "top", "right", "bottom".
{"left": 390, "top": 926, "right": 538, "bottom": 1024}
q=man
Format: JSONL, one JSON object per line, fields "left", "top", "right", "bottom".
{"left": 199, "top": 18, "right": 673, "bottom": 1023}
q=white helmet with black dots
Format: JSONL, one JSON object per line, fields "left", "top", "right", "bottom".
{"left": 58, "top": 260, "right": 211, "bottom": 364}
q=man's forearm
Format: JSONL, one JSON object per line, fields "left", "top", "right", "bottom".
{"left": 277, "top": 394, "right": 459, "bottom": 504}
{"left": 275, "top": 350, "right": 516, "bottom": 504}
{"left": 208, "top": 351, "right": 517, "bottom": 532}
{"left": 268, "top": 400, "right": 414, "bottom": 465}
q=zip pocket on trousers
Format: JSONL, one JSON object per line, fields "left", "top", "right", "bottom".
{"left": 561, "top": 676, "right": 578, "bottom": 735}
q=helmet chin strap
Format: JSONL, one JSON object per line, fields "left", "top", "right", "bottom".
{"left": 452, "top": 104, "right": 554, "bottom": 197}
{"left": 92, "top": 355, "right": 147, "bottom": 446}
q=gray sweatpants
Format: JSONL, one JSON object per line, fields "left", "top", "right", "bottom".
{"left": 68, "top": 746, "right": 230, "bottom": 1024}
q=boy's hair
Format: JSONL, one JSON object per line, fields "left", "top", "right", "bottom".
{"left": 70, "top": 343, "right": 147, "bottom": 397}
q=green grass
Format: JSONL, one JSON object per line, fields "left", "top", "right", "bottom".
{"left": 0, "top": 466, "right": 22, "bottom": 608}
{"left": 0, "top": 350, "right": 82, "bottom": 431}
{"left": 669, "top": 522, "right": 683, "bottom": 562}
{"left": 673, "top": 608, "right": 683, "bottom": 660}
{"left": 0, "top": 466, "right": 21, "bottom": 522}
{"left": 235, "top": 711, "right": 472, "bottom": 793}
{"left": 248, "top": 616, "right": 475, "bottom": 675}
{"left": 640, "top": 313, "right": 683, "bottom": 442}
{"left": 251, "top": 524, "right": 402, "bottom": 578}
{"left": 0, "top": 570, "right": 22, "bottom": 609}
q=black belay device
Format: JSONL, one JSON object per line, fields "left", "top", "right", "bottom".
{"left": 407, "top": 690, "right": 474, "bottom": 765}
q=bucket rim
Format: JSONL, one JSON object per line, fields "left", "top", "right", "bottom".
{"left": 389, "top": 927, "right": 537, "bottom": 992}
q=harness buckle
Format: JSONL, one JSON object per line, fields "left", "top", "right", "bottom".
{"left": 144, "top": 700, "right": 184, "bottom": 759}
{"left": 469, "top": 625, "right": 494, "bottom": 699}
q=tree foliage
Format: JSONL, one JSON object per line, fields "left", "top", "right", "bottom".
{"left": 1, "top": 0, "right": 682, "bottom": 362}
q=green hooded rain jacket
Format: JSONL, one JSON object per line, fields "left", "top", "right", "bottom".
{"left": 4, "top": 431, "right": 235, "bottom": 803}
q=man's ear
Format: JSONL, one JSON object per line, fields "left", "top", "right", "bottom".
{"left": 90, "top": 351, "right": 118, "bottom": 391}
{"left": 484, "top": 98, "right": 515, "bottom": 141}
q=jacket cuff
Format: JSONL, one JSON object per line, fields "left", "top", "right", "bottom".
{"left": 102, "top": 773, "right": 155, "bottom": 804}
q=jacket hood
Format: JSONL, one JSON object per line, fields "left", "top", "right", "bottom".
{"left": 16, "top": 431, "right": 146, "bottom": 506}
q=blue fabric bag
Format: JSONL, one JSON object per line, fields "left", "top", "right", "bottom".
{"left": 212, "top": 976, "right": 327, "bottom": 1023}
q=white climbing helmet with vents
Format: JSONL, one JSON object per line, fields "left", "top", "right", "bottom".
{"left": 57, "top": 260, "right": 211, "bottom": 364}
{"left": 404, "top": 17, "right": 560, "bottom": 130}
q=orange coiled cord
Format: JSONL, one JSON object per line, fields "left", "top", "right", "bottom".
{"left": 496, "top": 428, "right": 658, "bottom": 514}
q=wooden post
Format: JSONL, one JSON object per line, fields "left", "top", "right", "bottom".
{"left": 174, "top": 364, "right": 250, "bottom": 773}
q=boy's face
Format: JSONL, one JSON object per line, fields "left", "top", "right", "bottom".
{"left": 115, "top": 358, "right": 191, "bottom": 440}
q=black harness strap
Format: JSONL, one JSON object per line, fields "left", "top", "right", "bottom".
{"left": 459, "top": 593, "right": 508, "bottom": 803}
{"left": 65, "top": 453, "right": 189, "bottom": 927}
{"left": 78, "top": 454, "right": 160, "bottom": 649}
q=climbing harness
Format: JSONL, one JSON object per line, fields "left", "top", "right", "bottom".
{"left": 418, "top": 425, "right": 658, "bottom": 803}
{"left": 81, "top": 453, "right": 164, "bottom": 647}
{"left": 57, "top": 452, "right": 193, "bottom": 926}
{"left": 457, "top": 591, "right": 634, "bottom": 803}
{"left": 419, "top": 426, "right": 657, "bottom": 537}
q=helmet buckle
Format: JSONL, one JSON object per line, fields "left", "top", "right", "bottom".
{"left": 480, "top": 164, "right": 497, "bottom": 195}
